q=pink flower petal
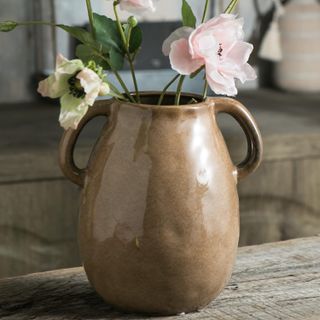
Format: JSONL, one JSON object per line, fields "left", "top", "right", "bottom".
{"left": 162, "top": 26, "right": 194, "bottom": 56}
{"left": 206, "top": 63, "right": 238, "bottom": 96}
{"left": 77, "top": 68, "right": 102, "bottom": 106}
{"left": 164, "top": 13, "right": 256, "bottom": 95}
{"left": 169, "top": 39, "right": 204, "bottom": 75}
{"left": 205, "top": 14, "right": 239, "bottom": 29}
{"left": 56, "top": 54, "right": 68, "bottom": 68}
{"left": 190, "top": 32, "right": 219, "bottom": 59}
{"left": 119, "top": 0, "right": 155, "bottom": 14}
{"left": 227, "top": 41, "right": 254, "bottom": 65}
{"left": 239, "top": 63, "right": 257, "bottom": 82}
{"left": 218, "top": 61, "right": 257, "bottom": 84}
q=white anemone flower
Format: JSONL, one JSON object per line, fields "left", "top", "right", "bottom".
{"left": 38, "top": 54, "right": 110, "bottom": 130}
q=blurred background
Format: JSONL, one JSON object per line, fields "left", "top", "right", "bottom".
{"left": 0, "top": 0, "right": 320, "bottom": 278}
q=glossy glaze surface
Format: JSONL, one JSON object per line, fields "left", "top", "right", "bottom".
{"left": 59, "top": 94, "right": 263, "bottom": 315}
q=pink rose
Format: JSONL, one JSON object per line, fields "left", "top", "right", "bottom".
{"left": 162, "top": 14, "right": 256, "bottom": 96}
{"left": 119, "top": 0, "right": 155, "bottom": 14}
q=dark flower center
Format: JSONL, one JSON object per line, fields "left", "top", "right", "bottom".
{"left": 68, "top": 75, "right": 85, "bottom": 99}
{"left": 217, "top": 43, "right": 223, "bottom": 57}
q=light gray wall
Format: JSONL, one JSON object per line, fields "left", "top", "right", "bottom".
{"left": 0, "top": 0, "right": 270, "bottom": 103}
{"left": 0, "top": 1, "right": 36, "bottom": 103}
{"left": 215, "top": 0, "right": 273, "bottom": 37}
{"left": 0, "top": 0, "right": 210, "bottom": 103}
{"left": 54, "top": 0, "right": 212, "bottom": 58}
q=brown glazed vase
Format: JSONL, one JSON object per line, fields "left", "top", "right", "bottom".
{"left": 59, "top": 93, "right": 263, "bottom": 316}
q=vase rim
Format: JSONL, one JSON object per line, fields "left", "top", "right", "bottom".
{"left": 104, "top": 91, "right": 217, "bottom": 110}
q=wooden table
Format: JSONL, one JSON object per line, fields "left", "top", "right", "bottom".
{"left": 1, "top": 237, "right": 319, "bottom": 320}
{"left": 1, "top": 89, "right": 320, "bottom": 278}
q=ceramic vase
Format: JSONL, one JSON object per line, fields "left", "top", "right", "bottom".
{"left": 59, "top": 93, "right": 263, "bottom": 315}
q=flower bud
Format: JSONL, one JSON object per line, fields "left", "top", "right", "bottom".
{"left": 99, "top": 83, "right": 110, "bottom": 96}
{"left": 0, "top": 21, "right": 18, "bottom": 32}
{"left": 127, "top": 16, "right": 138, "bottom": 28}
{"left": 86, "top": 60, "right": 104, "bottom": 78}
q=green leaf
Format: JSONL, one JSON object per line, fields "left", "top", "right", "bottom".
{"left": 76, "top": 44, "right": 124, "bottom": 71}
{"left": 181, "top": 0, "right": 196, "bottom": 28}
{"left": 0, "top": 21, "right": 18, "bottom": 32}
{"left": 57, "top": 25, "right": 95, "bottom": 45}
{"left": 109, "top": 48, "right": 124, "bottom": 70}
{"left": 76, "top": 44, "right": 92, "bottom": 61}
{"left": 93, "top": 13, "right": 123, "bottom": 53}
{"left": 129, "top": 26, "right": 142, "bottom": 54}
{"left": 75, "top": 44, "right": 110, "bottom": 70}
{"left": 59, "top": 15, "right": 125, "bottom": 71}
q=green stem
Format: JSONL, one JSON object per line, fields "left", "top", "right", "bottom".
{"left": 126, "top": 27, "right": 133, "bottom": 50}
{"left": 174, "top": 73, "right": 186, "bottom": 106}
{"left": 110, "top": 91, "right": 126, "bottom": 100}
{"left": 113, "top": 2, "right": 128, "bottom": 49}
{"left": 10, "top": 19, "right": 133, "bottom": 103}
{"left": 224, "top": 0, "right": 240, "bottom": 14}
{"left": 18, "top": 20, "right": 56, "bottom": 27}
{"left": 113, "top": 70, "right": 135, "bottom": 103}
{"left": 199, "top": 0, "right": 210, "bottom": 101}
{"left": 86, "top": 0, "right": 96, "bottom": 39}
{"left": 113, "top": 1, "right": 140, "bottom": 102}
{"left": 111, "top": 68, "right": 135, "bottom": 103}
{"left": 127, "top": 59, "right": 140, "bottom": 101}
{"left": 175, "top": 75, "right": 185, "bottom": 106}
{"left": 105, "top": 80, "right": 127, "bottom": 100}
{"left": 201, "top": 0, "right": 210, "bottom": 23}
{"left": 150, "top": 1, "right": 212, "bottom": 105}
{"left": 157, "top": 74, "right": 180, "bottom": 105}
{"left": 96, "top": 53, "right": 135, "bottom": 103}
{"left": 202, "top": 80, "right": 209, "bottom": 101}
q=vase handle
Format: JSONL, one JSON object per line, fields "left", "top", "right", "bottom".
{"left": 209, "top": 97, "right": 263, "bottom": 181}
{"left": 59, "top": 100, "right": 112, "bottom": 187}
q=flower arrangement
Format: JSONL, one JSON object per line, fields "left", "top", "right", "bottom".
{"left": 0, "top": 0, "right": 255, "bottom": 129}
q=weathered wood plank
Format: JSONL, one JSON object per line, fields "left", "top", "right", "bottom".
{"left": 239, "top": 159, "right": 320, "bottom": 246}
{"left": 2, "top": 129, "right": 320, "bottom": 184}
{"left": 0, "top": 180, "right": 81, "bottom": 277}
{"left": 0, "top": 237, "right": 319, "bottom": 320}
{"left": 1, "top": 89, "right": 320, "bottom": 182}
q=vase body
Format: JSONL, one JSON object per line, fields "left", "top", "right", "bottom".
{"left": 59, "top": 94, "right": 262, "bottom": 315}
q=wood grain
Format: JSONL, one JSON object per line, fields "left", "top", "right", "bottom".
{"left": 238, "top": 159, "right": 320, "bottom": 246}
{"left": 0, "top": 237, "right": 319, "bottom": 320}
{"left": 0, "top": 180, "right": 81, "bottom": 277}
